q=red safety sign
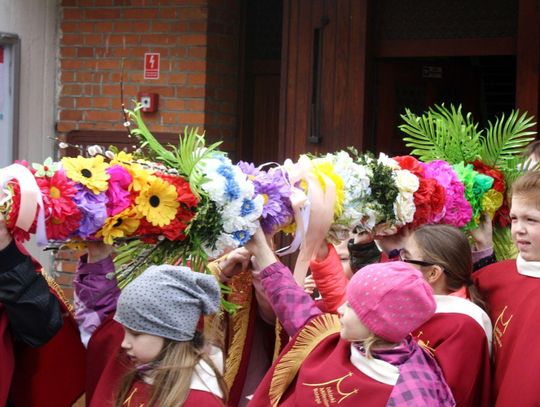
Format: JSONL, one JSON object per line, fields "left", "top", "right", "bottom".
{"left": 144, "top": 53, "right": 160, "bottom": 79}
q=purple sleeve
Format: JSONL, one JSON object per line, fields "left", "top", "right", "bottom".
{"left": 260, "top": 262, "right": 322, "bottom": 337}
{"left": 73, "top": 254, "right": 120, "bottom": 346}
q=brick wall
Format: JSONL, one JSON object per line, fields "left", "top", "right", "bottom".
{"left": 58, "top": 0, "right": 241, "bottom": 150}
{"left": 56, "top": 0, "right": 242, "bottom": 298}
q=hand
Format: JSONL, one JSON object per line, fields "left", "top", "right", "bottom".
{"left": 245, "top": 227, "right": 276, "bottom": 270}
{"left": 86, "top": 241, "right": 114, "bottom": 263}
{"left": 304, "top": 274, "right": 316, "bottom": 295}
{"left": 0, "top": 212, "right": 12, "bottom": 251}
{"left": 375, "top": 226, "right": 411, "bottom": 255}
{"left": 470, "top": 213, "right": 493, "bottom": 251}
{"left": 352, "top": 229, "right": 375, "bottom": 245}
{"left": 218, "top": 248, "right": 251, "bottom": 280}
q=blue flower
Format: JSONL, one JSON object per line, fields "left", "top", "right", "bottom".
{"left": 224, "top": 179, "right": 240, "bottom": 201}
{"left": 232, "top": 229, "right": 250, "bottom": 245}
{"left": 240, "top": 198, "right": 255, "bottom": 217}
{"left": 217, "top": 164, "right": 234, "bottom": 180}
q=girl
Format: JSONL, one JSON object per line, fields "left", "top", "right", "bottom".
{"left": 245, "top": 228, "right": 454, "bottom": 406}
{"left": 474, "top": 170, "right": 540, "bottom": 406}
{"left": 74, "top": 243, "right": 227, "bottom": 407}
{"left": 112, "top": 265, "right": 226, "bottom": 406}
{"left": 310, "top": 224, "right": 492, "bottom": 406}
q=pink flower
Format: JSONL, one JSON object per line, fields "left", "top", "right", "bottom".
{"left": 106, "top": 165, "right": 133, "bottom": 216}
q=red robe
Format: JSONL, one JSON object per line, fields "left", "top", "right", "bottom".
{"left": 87, "top": 315, "right": 128, "bottom": 406}
{"left": 0, "top": 306, "right": 14, "bottom": 407}
{"left": 249, "top": 314, "right": 394, "bottom": 407}
{"left": 120, "top": 381, "right": 224, "bottom": 406}
{"left": 0, "top": 292, "right": 86, "bottom": 407}
{"left": 474, "top": 259, "right": 540, "bottom": 406}
{"left": 412, "top": 296, "right": 492, "bottom": 407}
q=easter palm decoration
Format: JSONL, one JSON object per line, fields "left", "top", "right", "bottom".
{"left": 399, "top": 104, "right": 536, "bottom": 260}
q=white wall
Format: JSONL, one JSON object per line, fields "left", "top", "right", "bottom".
{"left": 0, "top": 0, "right": 59, "bottom": 268}
{"left": 0, "top": 0, "right": 58, "bottom": 163}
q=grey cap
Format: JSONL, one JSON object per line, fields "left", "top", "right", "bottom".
{"left": 114, "top": 265, "right": 220, "bottom": 341}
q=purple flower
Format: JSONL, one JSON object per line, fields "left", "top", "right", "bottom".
{"left": 237, "top": 161, "right": 261, "bottom": 178}
{"left": 73, "top": 184, "right": 108, "bottom": 238}
{"left": 106, "top": 165, "right": 132, "bottom": 216}
{"left": 255, "top": 168, "right": 294, "bottom": 234}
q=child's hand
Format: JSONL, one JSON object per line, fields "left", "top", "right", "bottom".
{"left": 0, "top": 213, "right": 12, "bottom": 251}
{"left": 86, "top": 241, "right": 114, "bottom": 263}
{"left": 304, "top": 274, "right": 316, "bottom": 294}
{"left": 217, "top": 248, "right": 251, "bottom": 281}
{"left": 245, "top": 227, "right": 276, "bottom": 270}
{"left": 470, "top": 213, "right": 493, "bottom": 251}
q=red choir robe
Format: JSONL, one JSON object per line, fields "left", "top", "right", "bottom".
{"left": 412, "top": 295, "right": 492, "bottom": 407}
{"left": 249, "top": 314, "right": 395, "bottom": 407}
{"left": 87, "top": 315, "right": 128, "bottom": 406}
{"left": 474, "top": 259, "right": 540, "bottom": 407}
{"left": 0, "top": 283, "right": 86, "bottom": 407}
{"left": 120, "top": 381, "right": 224, "bottom": 407}
{"left": 0, "top": 305, "right": 14, "bottom": 407}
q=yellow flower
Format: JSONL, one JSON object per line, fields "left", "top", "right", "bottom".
{"left": 312, "top": 162, "right": 345, "bottom": 218}
{"left": 135, "top": 177, "right": 179, "bottom": 227}
{"left": 96, "top": 208, "right": 140, "bottom": 244}
{"left": 109, "top": 151, "right": 134, "bottom": 166}
{"left": 62, "top": 155, "right": 110, "bottom": 194}
{"left": 481, "top": 189, "right": 503, "bottom": 220}
{"left": 128, "top": 163, "right": 155, "bottom": 192}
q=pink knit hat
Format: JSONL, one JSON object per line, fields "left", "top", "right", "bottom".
{"left": 346, "top": 261, "right": 436, "bottom": 342}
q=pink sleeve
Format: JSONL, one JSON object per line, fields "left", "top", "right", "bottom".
{"left": 251, "top": 269, "right": 276, "bottom": 324}
{"left": 309, "top": 244, "right": 348, "bottom": 312}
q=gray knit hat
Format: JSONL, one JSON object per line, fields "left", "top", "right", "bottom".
{"left": 114, "top": 265, "right": 220, "bottom": 341}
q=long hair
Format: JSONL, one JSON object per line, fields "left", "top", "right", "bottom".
{"left": 412, "top": 224, "right": 486, "bottom": 310}
{"left": 115, "top": 331, "right": 228, "bottom": 407}
{"left": 362, "top": 333, "right": 394, "bottom": 359}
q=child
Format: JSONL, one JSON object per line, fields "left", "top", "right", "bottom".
{"left": 111, "top": 265, "right": 227, "bottom": 406}
{"left": 310, "top": 225, "right": 492, "bottom": 406}
{"left": 474, "top": 170, "right": 540, "bottom": 406}
{"left": 245, "top": 228, "right": 454, "bottom": 406}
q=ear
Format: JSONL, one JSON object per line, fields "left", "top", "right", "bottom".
{"left": 426, "top": 265, "right": 444, "bottom": 284}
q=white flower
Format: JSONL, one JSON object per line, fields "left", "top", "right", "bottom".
{"left": 394, "top": 169, "right": 419, "bottom": 194}
{"left": 377, "top": 152, "right": 399, "bottom": 169}
{"left": 394, "top": 193, "right": 416, "bottom": 225}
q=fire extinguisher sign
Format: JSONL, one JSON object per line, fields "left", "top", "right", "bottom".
{"left": 144, "top": 53, "right": 160, "bottom": 80}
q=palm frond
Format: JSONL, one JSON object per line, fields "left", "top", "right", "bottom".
{"left": 479, "top": 110, "right": 536, "bottom": 168}
{"left": 400, "top": 104, "right": 482, "bottom": 162}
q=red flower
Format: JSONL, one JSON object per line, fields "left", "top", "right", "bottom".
{"left": 394, "top": 155, "right": 425, "bottom": 177}
{"left": 411, "top": 178, "right": 446, "bottom": 228}
{"left": 5, "top": 181, "right": 36, "bottom": 242}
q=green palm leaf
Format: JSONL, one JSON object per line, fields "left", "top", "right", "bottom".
{"left": 399, "top": 104, "right": 482, "bottom": 162}
{"left": 479, "top": 110, "right": 536, "bottom": 168}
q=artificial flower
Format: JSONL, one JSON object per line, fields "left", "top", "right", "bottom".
{"left": 73, "top": 185, "right": 108, "bottom": 238}
{"left": 62, "top": 155, "right": 110, "bottom": 194}
{"left": 96, "top": 208, "right": 140, "bottom": 244}
{"left": 32, "top": 157, "right": 60, "bottom": 178}
{"left": 106, "top": 165, "right": 133, "bottom": 216}
{"left": 135, "top": 176, "right": 179, "bottom": 227}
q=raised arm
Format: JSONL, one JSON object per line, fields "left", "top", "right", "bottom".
{"left": 73, "top": 241, "right": 119, "bottom": 347}
{"left": 245, "top": 228, "right": 321, "bottom": 336}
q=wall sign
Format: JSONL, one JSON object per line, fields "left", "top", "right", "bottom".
{"left": 144, "top": 53, "right": 160, "bottom": 80}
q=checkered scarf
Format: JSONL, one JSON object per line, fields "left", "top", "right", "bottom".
{"left": 357, "top": 335, "right": 455, "bottom": 406}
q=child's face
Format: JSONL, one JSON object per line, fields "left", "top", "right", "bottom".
{"left": 511, "top": 195, "right": 540, "bottom": 261}
{"left": 121, "top": 327, "right": 165, "bottom": 366}
{"left": 337, "top": 302, "right": 371, "bottom": 341}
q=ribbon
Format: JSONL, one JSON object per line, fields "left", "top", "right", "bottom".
{"left": 0, "top": 164, "right": 48, "bottom": 245}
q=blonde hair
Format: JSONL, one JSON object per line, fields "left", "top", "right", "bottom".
{"left": 362, "top": 334, "right": 394, "bottom": 359}
{"left": 511, "top": 171, "right": 540, "bottom": 208}
{"left": 115, "top": 332, "right": 227, "bottom": 407}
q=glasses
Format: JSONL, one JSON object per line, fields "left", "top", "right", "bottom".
{"left": 398, "top": 249, "right": 436, "bottom": 268}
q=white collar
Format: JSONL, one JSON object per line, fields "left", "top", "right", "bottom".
{"left": 434, "top": 295, "right": 493, "bottom": 354}
{"left": 349, "top": 344, "right": 399, "bottom": 386}
{"left": 516, "top": 255, "right": 540, "bottom": 278}
{"left": 190, "top": 346, "right": 224, "bottom": 398}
